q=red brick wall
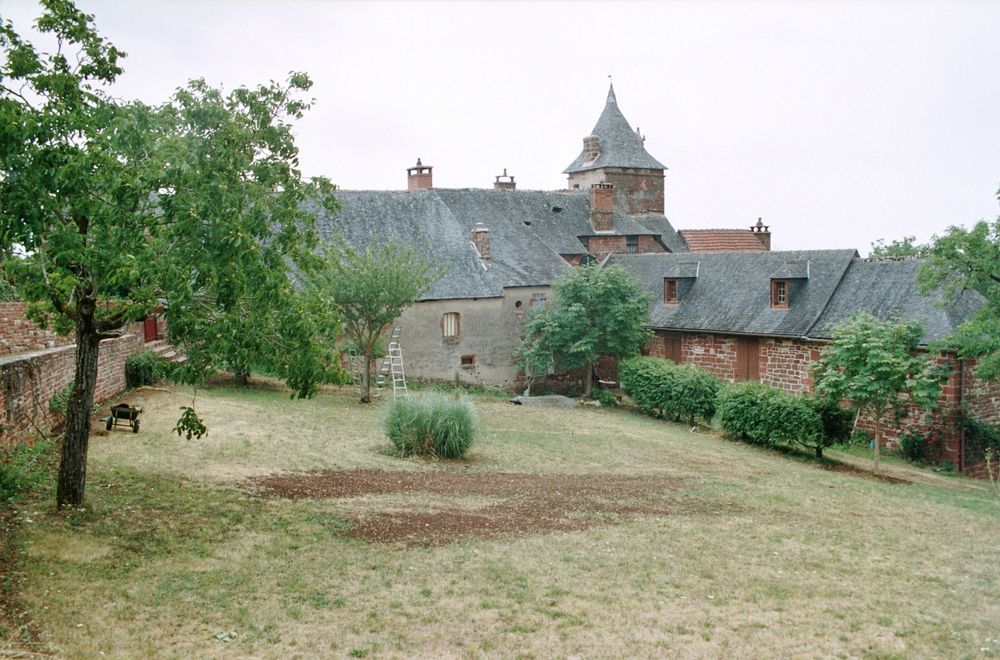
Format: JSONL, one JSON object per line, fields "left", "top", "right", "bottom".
{"left": 0, "top": 303, "right": 75, "bottom": 356}
{"left": 637, "top": 236, "right": 667, "bottom": 253}
{"left": 759, "top": 339, "right": 821, "bottom": 394}
{"left": 0, "top": 332, "right": 144, "bottom": 451}
{"left": 587, "top": 236, "right": 627, "bottom": 261}
{"left": 963, "top": 360, "right": 1000, "bottom": 426}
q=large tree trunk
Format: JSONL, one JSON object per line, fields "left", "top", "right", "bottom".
{"left": 56, "top": 298, "right": 100, "bottom": 509}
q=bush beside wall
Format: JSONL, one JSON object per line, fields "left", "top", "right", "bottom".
{"left": 620, "top": 356, "right": 721, "bottom": 425}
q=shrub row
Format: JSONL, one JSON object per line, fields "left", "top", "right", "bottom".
{"left": 619, "top": 356, "right": 721, "bottom": 425}
{"left": 717, "top": 381, "right": 852, "bottom": 457}
{"left": 384, "top": 392, "right": 479, "bottom": 459}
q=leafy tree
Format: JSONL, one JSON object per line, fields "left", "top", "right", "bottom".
{"left": 811, "top": 312, "right": 947, "bottom": 472}
{"left": 0, "top": 2, "right": 335, "bottom": 507}
{"left": 870, "top": 235, "right": 928, "bottom": 258}
{"left": 919, "top": 192, "right": 1000, "bottom": 380}
{"left": 310, "top": 238, "right": 442, "bottom": 403}
{"left": 518, "top": 264, "right": 651, "bottom": 395}
{"left": 513, "top": 306, "right": 555, "bottom": 396}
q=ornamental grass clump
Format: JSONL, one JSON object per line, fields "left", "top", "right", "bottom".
{"left": 384, "top": 393, "right": 479, "bottom": 459}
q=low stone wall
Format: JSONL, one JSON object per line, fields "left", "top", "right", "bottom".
{"left": 0, "top": 302, "right": 75, "bottom": 356}
{"left": 0, "top": 328, "right": 144, "bottom": 452}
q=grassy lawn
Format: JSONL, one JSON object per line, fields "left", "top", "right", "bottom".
{"left": 4, "top": 381, "right": 1000, "bottom": 658}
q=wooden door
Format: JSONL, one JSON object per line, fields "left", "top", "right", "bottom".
{"left": 143, "top": 316, "right": 159, "bottom": 342}
{"left": 735, "top": 337, "right": 760, "bottom": 382}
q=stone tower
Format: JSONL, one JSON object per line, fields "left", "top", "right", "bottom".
{"left": 564, "top": 84, "right": 666, "bottom": 215}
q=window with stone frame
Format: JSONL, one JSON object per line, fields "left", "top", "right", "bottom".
{"left": 663, "top": 278, "right": 679, "bottom": 304}
{"left": 771, "top": 279, "right": 789, "bottom": 309}
{"left": 442, "top": 312, "right": 460, "bottom": 339}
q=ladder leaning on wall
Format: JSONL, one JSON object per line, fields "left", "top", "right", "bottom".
{"left": 385, "top": 327, "right": 408, "bottom": 399}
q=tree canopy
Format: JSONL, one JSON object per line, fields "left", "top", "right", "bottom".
{"left": 919, "top": 191, "right": 1000, "bottom": 381}
{"left": 517, "top": 264, "right": 651, "bottom": 394}
{"left": 310, "top": 238, "right": 442, "bottom": 403}
{"left": 1, "top": 1, "right": 337, "bottom": 507}
{"left": 811, "top": 312, "right": 947, "bottom": 471}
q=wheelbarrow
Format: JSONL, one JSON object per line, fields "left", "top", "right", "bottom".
{"left": 105, "top": 403, "right": 143, "bottom": 433}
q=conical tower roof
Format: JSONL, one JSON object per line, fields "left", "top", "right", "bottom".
{"left": 563, "top": 84, "right": 666, "bottom": 174}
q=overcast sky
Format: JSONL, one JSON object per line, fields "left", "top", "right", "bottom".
{"left": 5, "top": 0, "right": 1000, "bottom": 253}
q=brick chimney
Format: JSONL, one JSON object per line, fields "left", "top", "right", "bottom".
{"left": 407, "top": 158, "right": 432, "bottom": 191}
{"left": 590, "top": 183, "right": 614, "bottom": 232}
{"left": 494, "top": 168, "right": 516, "bottom": 190}
{"left": 751, "top": 217, "right": 771, "bottom": 250}
{"left": 472, "top": 223, "right": 491, "bottom": 263}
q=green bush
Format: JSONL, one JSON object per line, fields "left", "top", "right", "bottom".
{"left": 716, "top": 382, "right": 783, "bottom": 445}
{"left": 589, "top": 388, "right": 618, "bottom": 407}
{"left": 717, "top": 383, "right": 836, "bottom": 456}
{"left": 384, "top": 393, "right": 479, "bottom": 459}
{"left": 960, "top": 415, "right": 1000, "bottom": 462}
{"left": 0, "top": 437, "right": 53, "bottom": 503}
{"left": 125, "top": 349, "right": 165, "bottom": 388}
{"left": 620, "top": 357, "right": 721, "bottom": 425}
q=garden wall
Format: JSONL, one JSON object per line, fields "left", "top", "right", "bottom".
{"left": 0, "top": 307, "right": 145, "bottom": 451}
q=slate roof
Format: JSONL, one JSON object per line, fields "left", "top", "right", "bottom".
{"left": 679, "top": 229, "right": 768, "bottom": 252}
{"left": 316, "top": 188, "right": 687, "bottom": 301}
{"left": 608, "top": 250, "right": 858, "bottom": 338}
{"left": 564, "top": 84, "right": 667, "bottom": 174}
{"left": 610, "top": 251, "right": 987, "bottom": 345}
{"left": 811, "top": 258, "right": 985, "bottom": 343}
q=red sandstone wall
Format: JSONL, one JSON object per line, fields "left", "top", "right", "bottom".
{"left": 0, "top": 303, "right": 75, "bottom": 356}
{"left": 759, "top": 339, "right": 820, "bottom": 394}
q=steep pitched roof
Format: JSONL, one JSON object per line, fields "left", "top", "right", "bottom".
{"left": 810, "top": 258, "right": 985, "bottom": 344}
{"left": 564, "top": 84, "right": 667, "bottom": 174}
{"left": 680, "top": 229, "right": 768, "bottom": 252}
{"left": 316, "top": 188, "right": 687, "bottom": 301}
{"left": 608, "top": 250, "right": 858, "bottom": 338}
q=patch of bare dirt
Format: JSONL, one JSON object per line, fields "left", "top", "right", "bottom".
{"left": 249, "top": 469, "right": 687, "bottom": 546}
{"left": 820, "top": 463, "right": 910, "bottom": 484}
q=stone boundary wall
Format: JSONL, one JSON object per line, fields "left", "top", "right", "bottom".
{"left": 0, "top": 313, "right": 145, "bottom": 451}
{"left": 0, "top": 302, "right": 75, "bottom": 356}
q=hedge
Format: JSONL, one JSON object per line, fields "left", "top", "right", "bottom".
{"left": 620, "top": 356, "right": 721, "bottom": 425}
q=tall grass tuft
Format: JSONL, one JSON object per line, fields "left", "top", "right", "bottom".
{"left": 383, "top": 392, "right": 479, "bottom": 459}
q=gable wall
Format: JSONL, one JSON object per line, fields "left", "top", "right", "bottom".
{"left": 394, "top": 286, "right": 551, "bottom": 387}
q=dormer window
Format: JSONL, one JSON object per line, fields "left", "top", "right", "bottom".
{"left": 664, "top": 278, "right": 679, "bottom": 304}
{"left": 771, "top": 279, "right": 789, "bottom": 309}
{"left": 626, "top": 236, "right": 638, "bottom": 254}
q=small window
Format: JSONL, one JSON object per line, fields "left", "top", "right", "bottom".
{"left": 771, "top": 280, "right": 789, "bottom": 308}
{"left": 442, "top": 312, "right": 460, "bottom": 338}
{"left": 663, "top": 278, "right": 679, "bottom": 304}
{"left": 531, "top": 293, "right": 547, "bottom": 308}
{"left": 460, "top": 354, "right": 476, "bottom": 369}
{"left": 626, "top": 236, "right": 638, "bottom": 254}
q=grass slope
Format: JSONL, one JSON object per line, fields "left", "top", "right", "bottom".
{"left": 4, "top": 382, "right": 999, "bottom": 658}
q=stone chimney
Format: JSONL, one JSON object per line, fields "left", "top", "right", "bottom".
{"left": 407, "top": 158, "right": 432, "bottom": 191}
{"left": 751, "top": 217, "right": 771, "bottom": 250}
{"left": 590, "top": 183, "right": 614, "bottom": 232}
{"left": 581, "top": 135, "right": 600, "bottom": 163}
{"left": 494, "top": 168, "right": 516, "bottom": 190}
{"left": 472, "top": 223, "right": 491, "bottom": 263}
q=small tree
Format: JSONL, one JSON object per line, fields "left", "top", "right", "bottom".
{"left": 312, "top": 238, "right": 442, "bottom": 403}
{"left": 518, "top": 264, "right": 650, "bottom": 395}
{"left": 811, "top": 312, "right": 947, "bottom": 472}
{"left": 513, "top": 306, "right": 555, "bottom": 396}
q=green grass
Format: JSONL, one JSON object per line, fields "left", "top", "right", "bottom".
{"left": 3, "top": 381, "right": 999, "bottom": 657}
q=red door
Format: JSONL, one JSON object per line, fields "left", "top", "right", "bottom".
{"left": 143, "top": 317, "right": 158, "bottom": 342}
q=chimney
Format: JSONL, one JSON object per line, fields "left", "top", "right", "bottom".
{"left": 472, "top": 222, "right": 491, "bottom": 263}
{"left": 751, "top": 217, "right": 771, "bottom": 250}
{"left": 590, "top": 183, "right": 614, "bottom": 232}
{"left": 494, "top": 168, "right": 516, "bottom": 190}
{"left": 582, "top": 135, "right": 600, "bottom": 163}
{"left": 407, "top": 158, "right": 432, "bottom": 191}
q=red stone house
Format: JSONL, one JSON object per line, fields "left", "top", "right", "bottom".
{"left": 607, "top": 251, "right": 999, "bottom": 473}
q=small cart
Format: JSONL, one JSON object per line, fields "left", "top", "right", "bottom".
{"left": 106, "top": 403, "right": 143, "bottom": 433}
